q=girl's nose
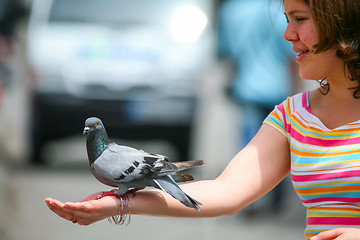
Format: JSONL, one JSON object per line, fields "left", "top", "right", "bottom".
{"left": 283, "top": 25, "right": 298, "bottom": 42}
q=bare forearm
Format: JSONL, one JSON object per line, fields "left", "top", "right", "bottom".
{"left": 128, "top": 179, "right": 243, "bottom": 218}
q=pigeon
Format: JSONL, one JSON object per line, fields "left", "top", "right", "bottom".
{"left": 83, "top": 117, "right": 203, "bottom": 211}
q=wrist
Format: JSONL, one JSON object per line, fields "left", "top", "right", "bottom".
{"left": 107, "top": 194, "right": 131, "bottom": 225}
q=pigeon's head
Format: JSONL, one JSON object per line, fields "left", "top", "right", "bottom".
{"left": 83, "top": 117, "right": 105, "bottom": 135}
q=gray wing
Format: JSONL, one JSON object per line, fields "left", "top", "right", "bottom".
{"left": 92, "top": 143, "right": 179, "bottom": 185}
{"left": 153, "top": 175, "right": 202, "bottom": 211}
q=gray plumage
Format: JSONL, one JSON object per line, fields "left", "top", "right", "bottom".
{"left": 83, "top": 117, "right": 203, "bottom": 211}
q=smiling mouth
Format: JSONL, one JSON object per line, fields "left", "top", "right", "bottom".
{"left": 298, "top": 50, "right": 310, "bottom": 56}
{"left": 296, "top": 50, "right": 310, "bottom": 62}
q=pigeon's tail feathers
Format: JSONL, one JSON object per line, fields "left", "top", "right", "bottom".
{"left": 153, "top": 176, "right": 202, "bottom": 211}
{"left": 172, "top": 173, "right": 195, "bottom": 182}
{"left": 172, "top": 160, "right": 204, "bottom": 172}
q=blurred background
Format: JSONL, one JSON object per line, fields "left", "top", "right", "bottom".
{"left": 0, "top": 0, "right": 318, "bottom": 239}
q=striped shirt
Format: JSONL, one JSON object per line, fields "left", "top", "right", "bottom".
{"left": 264, "top": 91, "right": 360, "bottom": 239}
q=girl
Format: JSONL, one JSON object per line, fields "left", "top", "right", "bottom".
{"left": 45, "top": 0, "right": 360, "bottom": 239}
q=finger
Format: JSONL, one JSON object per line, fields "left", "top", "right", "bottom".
{"left": 45, "top": 198, "right": 54, "bottom": 208}
{"left": 45, "top": 198, "right": 65, "bottom": 212}
{"left": 46, "top": 197, "right": 89, "bottom": 212}
{"left": 63, "top": 201, "right": 87, "bottom": 210}
{"left": 64, "top": 196, "right": 118, "bottom": 212}
{"left": 45, "top": 197, "right": 60, "bottom": 206}
{"left": 312, "top": 229, "right": 343, "bottom": 240}
{"left": 64, "top": 200, "right": 98, "bottom": 213}
{"left": 47, "top": 198, "right": 65, "bottom": 207}
{"left": 62, "top": 203, "right": 105, "bottom": 226}
{"left": 45, "top": 199, "right": 77, "bottom": 221}
{"left": 48, "top": 203, "right": 89, "bottom": 224}
{"left": 46, "top": 197, "right": 94, "bottom": 213}
{"left": 45, "top": 198, "right": 99, "bottom": 225}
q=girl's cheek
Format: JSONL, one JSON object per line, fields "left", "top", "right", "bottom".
{"left": 305, "top": 26, "right": 320, "bottom": 48}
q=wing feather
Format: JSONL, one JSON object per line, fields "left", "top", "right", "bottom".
{"left": 93, "top": 143, "right": 178, "bottom": 184}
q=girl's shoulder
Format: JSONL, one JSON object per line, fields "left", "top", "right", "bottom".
{"left": 276, "top": 90, "right": 310, "bottom": 115}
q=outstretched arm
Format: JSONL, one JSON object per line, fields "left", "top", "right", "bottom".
{"left": 45, "top": 124, "right": 290, "bottom": 225}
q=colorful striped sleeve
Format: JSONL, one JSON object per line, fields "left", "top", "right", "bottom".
{"left": 263, "top": 97, "right": 291, "bottom": 137}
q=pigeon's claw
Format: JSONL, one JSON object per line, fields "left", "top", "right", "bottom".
{"left": 96, "top": 189, "right": 118, "bottom": 200}
{"left": 127, "top": 187, "right": 146, "bottom": 197}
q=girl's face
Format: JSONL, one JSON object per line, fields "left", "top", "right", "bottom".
{"left": 283, "top": 0, "right": 344, "bottom": 81}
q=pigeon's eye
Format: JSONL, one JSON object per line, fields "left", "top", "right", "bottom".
{"left": 94, "top": 123, "right": 98, "bottom": 127}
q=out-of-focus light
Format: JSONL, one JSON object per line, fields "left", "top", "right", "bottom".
{"left": 169, "top": 5, "right": 208, "bottom": 44}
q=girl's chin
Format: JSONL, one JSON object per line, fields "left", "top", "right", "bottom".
{"left": 298, "top": 69, "right": 324, "bottom": 81}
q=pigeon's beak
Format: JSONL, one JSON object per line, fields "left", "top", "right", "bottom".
{"left": 83, "top": 126, "right": 90, "bottom": 135}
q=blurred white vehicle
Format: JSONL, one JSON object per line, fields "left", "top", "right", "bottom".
{"left": 27, "top": 0, "right": 214, "bottom": 164}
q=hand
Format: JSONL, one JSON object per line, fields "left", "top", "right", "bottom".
{"left": 311, "top": 228, "right": 360, "bottom": 240}
{"left": 45, "top": 192, "right": 119, "bottom": 225}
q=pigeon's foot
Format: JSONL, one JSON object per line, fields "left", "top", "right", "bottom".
{"left": 97, "top": 187, "right": 145, "bottom": 199}
{"left": 127, "top": 187, "right": 145, "bottom": 197}
{"left": 97, "top": 189, "right": 118, "bottom": 200}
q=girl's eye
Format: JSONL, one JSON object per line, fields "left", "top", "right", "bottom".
{"left": 284, "top": 14, "right": 306, "bottom": 24}
{"left": 295, "top": 17, "right": 306, "bottom": 22}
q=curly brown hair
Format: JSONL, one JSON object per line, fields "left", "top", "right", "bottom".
{"left": 302, "top": 0, "right": 360, "bottom": 97}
